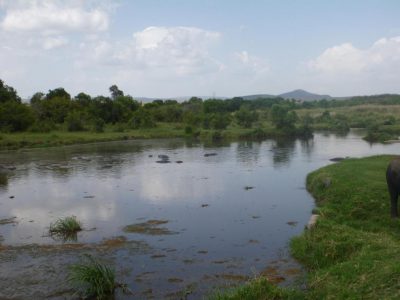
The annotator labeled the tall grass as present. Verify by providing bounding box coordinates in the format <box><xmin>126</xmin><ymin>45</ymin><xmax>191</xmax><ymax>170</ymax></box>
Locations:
<box><xmin>69</xmin><ymin>254</ymin><xmax>116</xmax><ymax>299</ymax></box>
<box><xmin>209</xmin><ymin>277</ymin><xmax>303</xmax><ymax>300</ymax></box>
<box><xmin>49</xmin><ymin>216</ymin><xmax>82</xmax><ymax>241</ymax></box>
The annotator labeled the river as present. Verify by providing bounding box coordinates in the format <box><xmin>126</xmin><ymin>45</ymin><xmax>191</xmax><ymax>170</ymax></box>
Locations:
<box><xmin>0</xmin><ymin>130</ymin><xmax>399</xmax><ymax>299</ymax></box>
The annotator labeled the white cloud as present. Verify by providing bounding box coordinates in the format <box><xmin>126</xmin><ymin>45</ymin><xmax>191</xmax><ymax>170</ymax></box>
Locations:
<box><xmin>1</xmin><ymin>1</ymin><xmax>109</xmax><ymax>34</ymax></box>
<box><xmin>43</xmin><ymin>36</ymin><xmax>69</xmax><ymax>50</ymax></box>
<box><xmin>132</xmin><ymin>26</ymin><xmax>221</xmax><ymax>75</ymax></box>
<box><xmin>309</xmin><ymin>36</ymin><xmax>400</xmax><ymax>74</ymax></box>
<box><xmin>234</xmin><ymin>50</ymin><xmax>269</xmax><ymax>74</ymax></box>
<box><xmin>304</xmin><ymin>36</ymin><xmax>400</xmax><ymax>95</ymax></box>
<box><xmin>76</xmin><ymin>26</ymin><xmax>223</xmax><ymax>77</ymax></box>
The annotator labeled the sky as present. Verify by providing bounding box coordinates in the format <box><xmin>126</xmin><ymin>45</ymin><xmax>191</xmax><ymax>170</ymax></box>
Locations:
<box><xmin>0</xmin><ymin>0</ymin><xmax>399</xmax><ymax>99</ymax></box>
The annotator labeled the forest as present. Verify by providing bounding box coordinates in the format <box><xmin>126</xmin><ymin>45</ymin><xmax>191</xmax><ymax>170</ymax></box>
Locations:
<box><xmin>1</xmin><ymin>78</ymin><xmax>400</xmax><ymax>149</ymax></box>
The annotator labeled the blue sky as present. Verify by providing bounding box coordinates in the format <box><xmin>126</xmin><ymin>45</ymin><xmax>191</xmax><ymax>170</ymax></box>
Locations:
<box><xmin>0</xmin><ymin>0</ymin><xmax>399</xmax><ymax>99</ymax></box>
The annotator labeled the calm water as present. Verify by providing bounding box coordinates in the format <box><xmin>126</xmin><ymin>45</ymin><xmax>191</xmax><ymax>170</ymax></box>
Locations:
<box><xmin>0</xmin><ymin>130</ymin><xmax>399</xmax><ymax>298</ymax></box>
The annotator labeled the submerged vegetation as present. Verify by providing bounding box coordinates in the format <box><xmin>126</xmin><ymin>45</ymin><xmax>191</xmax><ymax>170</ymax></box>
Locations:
<box><xmin>1</xmin><ymin>78</ymin><xmax>400</xmax><ymax>149</ymax></box>
<box><xmin>68</xmin><ymin>254</ymin><xmax>116</xmax><ymax>300</ymax></box>
<box><xmin>122</xmin><ymin>219</ymin><xmax>176</xmax><ymax>235</ymax></box>
<box><xmin>49</xmin><ymin>216</ymin><xmax>82</xmax><ymax>241</ymax></box>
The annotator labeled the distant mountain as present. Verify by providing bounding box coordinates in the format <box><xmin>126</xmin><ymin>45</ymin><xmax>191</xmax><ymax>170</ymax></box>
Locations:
<box><xmin>278</xmin><ymin>89</ymin><xmax>332</xmax><ymax>101</ymax></box>
<box><xmin>239</xmin><ymin>89</ymin><xmax>334</xmax><ymax>101</ymax></box>
<box><xmin>135</xmin><ymin>96</ymin><xmax>228</xmax><ymax>102</ymax></box>
<box><xmin>135</xmin><ymin>89</ymin><xmax>338</xmax><ymax>102</ymax></box>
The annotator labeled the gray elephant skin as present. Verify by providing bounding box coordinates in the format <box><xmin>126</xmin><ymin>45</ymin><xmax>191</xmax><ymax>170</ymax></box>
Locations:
<box><xmin>386</xmin><ymin>158</ymin><xmax>400</xmax><ymax>218</ymax></box>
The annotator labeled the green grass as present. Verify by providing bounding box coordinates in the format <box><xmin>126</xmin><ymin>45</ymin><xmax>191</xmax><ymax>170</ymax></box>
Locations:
<box><xmin>0</xmin><ymin>123</ymin><xmax>186</xmax><ymax>150</ymax></box>
<box><xmin>209</xmin><ymin>277</ymin><xmax>304</xmax><ymax>300</ymax></box>
<box><xmin>215</xmin><ymin>155</ymin><xmax>400</xmax><ymax>299</ymax></box>
<box><xmin>49</xmin><ymin>216</ymin><xmax>82</xmax><ymax>241</ymax></box>
<box><xmin>0</xmin><ymin>122</ymin><xmax>285</xmax><ymax>150</ymax></box>
<box><xmin>291</xmin><ymin>155</ymin><xmax>400</xmax><ymax>299</ymax></box>
<box><xmin>68</xmin><ymin>254</ymin><xmax>116</xmax><ymax>300</ymax></box>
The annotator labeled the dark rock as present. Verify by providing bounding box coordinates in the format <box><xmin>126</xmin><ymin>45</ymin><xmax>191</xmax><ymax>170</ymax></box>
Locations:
<box><xmin>100</xmin><ymin>164</ymin><xmax>113</xmax><ymax>169</ymax></box>
<box><xmin>204</xmin><ymin>153</ymin><xmax>218</xmax><ymax>157</ymax></box>
<box><xmin>175</xmin><ymin>160</ymin><xmax>183</xmax><ymax>163</ymax></box>
<box><xmin>156</xmin><ymin>160</ymin><xmax>171</xmax><ymax>164</ymax></box>
<box><xmin>244</xmin><ymin>186</ymin><xmax>254</xmax><ymax>190</ymax></box>
<box><xmin>158</xmin><ymin>154</ymin><xmax>169</xmax><ymax>160</ymax></box>
<box><xmin>330</xmin><ymin>157</ymin><xmax>345</xmax><ymax>162</ymax></box>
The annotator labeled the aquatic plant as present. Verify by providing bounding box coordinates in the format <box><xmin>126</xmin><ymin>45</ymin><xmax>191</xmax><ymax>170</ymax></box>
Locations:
<box><xmin>49</xmin><ymin>216</ymin><xmax>82</xmax><ymax>241</ymax></box>
<box><xmin>68</xmin><ymin>254</ymin><xmax>116</xmax><ymax>299</ymax></box>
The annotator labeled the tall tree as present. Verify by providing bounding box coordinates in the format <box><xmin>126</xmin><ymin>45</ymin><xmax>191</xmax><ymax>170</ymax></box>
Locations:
<box><xmin>0</xmin><ymin>79</ymin><xmax>21</xmax><ymax>103</ymax></box>
<box><xmin>109</xmin><ymin>85</ymin><xmax>124</xmax><ymax>99</ymax></box>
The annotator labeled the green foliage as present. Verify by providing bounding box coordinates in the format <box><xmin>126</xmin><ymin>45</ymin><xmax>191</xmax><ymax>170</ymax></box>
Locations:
<box><xmin>129</xmin><ymin>108</ymin><xmax>156</xmax><ymax>129</ymax></box>
<box><xmin>270</xmin><ymin>104</ymin><xmax>297</xmax><ymax>132</ymax></box>
<box><xmin>46</xmin><ymin>87</ymin><xmax>71</xmax><ymax>100</ymax></box>
<box><xmin>0</xmin><ymin>79</ymin><xmax>21</xmax><ymax>103</ymax></box>
<box><xmin>210</xmin><ymin>113</ymin><xmax>231</xmax><ymax>130</ymax></box>
<box><xmin>69</xmin><ymin>254</ymin><xmax>116</xmax><ymax>300</ymax></box>
<box><xmin>184</xmin><ymin>125</ymin><xmax>193</xmax><ymax>134</ymax></box>
<box><xmin>235</xmin><ymin>107</ymin><xmax>258</xmax><ymax>128</ymax></box>
<box><xmin>49</xmin><ymin>216</ymin><xmax>82</xmax><ymax>234</ymax></box>
<box><xmin>74</xmin><ymin>92</ymin><xmax>92</xmax><ymax>106</ymax></box>
<box><xmin>210</xmin><ymin>277</ymin><xmax>304</xmax><ymax>300</ymax></box>
<box><xmin>92</xmin><ymin>118</ymin><xmax>105</xmax><ymax>133</ymax></box>
<box><xmin>239</xmin><ymin>128</ymin><xmax>268</xmax><ymax>140</ymax></box>
<box><xmin>35</xmin><ymin>96</ymin><xmax>74</xmax><ymax>123</ymax></box>
<box><xmin>29</xmin><ymin>120</ymin><xmax>56</xmax><ymax>133</ymax></box>
<box><xmin>65</xmin><ymin>111</ymin><xmax>85</xmax><ymax>131</ymax></box>
<box><xmin>290</xmin><ymin>156</ymin><xmax>400</xmax><ymax>299</ymax></box>
<box><xmin>109</xmin><ymin>84</ymin><xmax>124</xmax><ymax>99</ymax></box>
<box><xmin>0</xmin><ymin>101</ymin><xmax>35</xmax><ymax>132</ymax></box>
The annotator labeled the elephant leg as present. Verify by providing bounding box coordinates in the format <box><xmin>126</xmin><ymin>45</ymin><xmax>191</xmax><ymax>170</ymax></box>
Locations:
<box><xmin>388</xmin><ymin>185</ymin><xmax>399</xmax><ymax>218</ymax></box>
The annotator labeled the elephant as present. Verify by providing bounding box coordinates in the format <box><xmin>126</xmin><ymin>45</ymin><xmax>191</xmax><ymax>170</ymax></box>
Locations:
<box><xmin>386</xmin><ymin>158</ymin><xmax>400</xmax><ymax>218</ymax></box>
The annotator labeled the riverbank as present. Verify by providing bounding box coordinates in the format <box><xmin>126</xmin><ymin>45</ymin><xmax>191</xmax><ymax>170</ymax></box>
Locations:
<box><xmin>0</xmin><ymin>123</ymin><xmax>312</xmax><ymax>151</ymax></box>
<box><xmin>215</xmin><ymin>155</ymin><xmax>400</xmax><ymax>299</ymax></box>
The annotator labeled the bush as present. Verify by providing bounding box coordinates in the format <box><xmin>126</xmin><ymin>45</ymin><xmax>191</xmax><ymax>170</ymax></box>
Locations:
<box><xmin>129</xmin><ymin>108</ymin><xmax>155</xmax><ymax>129</ymax></box>
<box><xmin>210</xmin><ymin>113</ymin><xmax>231</xmax><ymax>130</ymax></box>
<box><xmin>29</xmin><ymin>120</ymin><xmax>56</xmax><ymax>132</ymax></box>
<box><xmin>92</xmin><ymin>118</ymin><xmax>105</xmax><ymax>133</ymax></box>
<box><xmin>235</xmin><ymin>108</ymin><xmax>258</xmax><ymax>128</ymax></box>
<box><xmin>0</xmin><ymin>102</ymin><xmax>35</xmax><ymax>132</ymax></box>
<box><xmin>184</xmin><ymin>125</ymin><xmax>193</xmax><ymax>134</ymax></box>
<box><xmin>65</xmin><ymin>111</ymin><xmax>85</xmax><ymax>131</ymax></box>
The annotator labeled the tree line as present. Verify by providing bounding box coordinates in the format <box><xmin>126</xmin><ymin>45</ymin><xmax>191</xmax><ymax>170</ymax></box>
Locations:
<box><xmin>0</xmin><ymin>78</ymin><xmax>399</xmax><ymax>136</ymax></box>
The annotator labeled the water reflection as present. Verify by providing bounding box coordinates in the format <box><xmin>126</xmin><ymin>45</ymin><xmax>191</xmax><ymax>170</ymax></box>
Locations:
<box><xmin>299</xmin><ymin>137</ymin><xmax>315</xmax><ymax>159</ymax></box>
<box><xmin>270</xmin><ymin>138</ymin><xmax>297</xmax><ymax>167</ymax></box>
<box><xmin>0</xmin><ymin>131</ymin><xmax>399</xmax><ymax>298</ymax></box>
<box><xmin>236</xmin><ymin>141</ymin><xmax>261</xmax><ymax>166</ymax></box>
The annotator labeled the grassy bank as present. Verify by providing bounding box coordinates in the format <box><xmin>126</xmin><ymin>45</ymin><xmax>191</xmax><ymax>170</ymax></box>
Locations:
<box><xmin>0</xmin><ymin>123</ymin><xmax>186</xmax><ymax>150</ymax></box>
<box><xmin>0</xmin><ymin>122</ymin><xmax>310</xmax><ymax>151</ymax></box>
<box><xmin>215</xmin><ymin>155</ymin><xmax>400</xmax><ymax>299</ymax></box>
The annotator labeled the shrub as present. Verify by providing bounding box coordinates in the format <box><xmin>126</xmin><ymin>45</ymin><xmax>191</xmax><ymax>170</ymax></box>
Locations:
<box><xmin>92</xmin><ymin>118</ymin><xmax>105</xmax><ymax>133</ymax></box>
<box><xmin>29</xmin><ymin>120</ymin><xmax>56</xmax><ymax>132</ymax></box>
<box><xmin>65</xmin><ymin>111</ymin><xmax>85</xmax><ymax>131</ymax></box>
